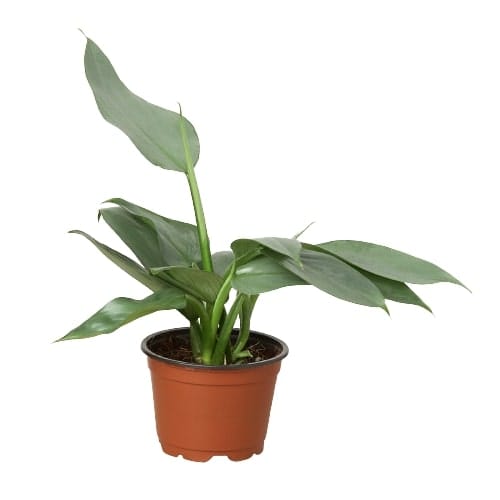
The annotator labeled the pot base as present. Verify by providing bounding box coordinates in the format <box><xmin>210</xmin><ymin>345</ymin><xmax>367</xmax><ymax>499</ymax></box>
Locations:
<box><xmin>161</xmin><ymin>443</ymin><xmax>264</xmax><ymax>462</ymax></box>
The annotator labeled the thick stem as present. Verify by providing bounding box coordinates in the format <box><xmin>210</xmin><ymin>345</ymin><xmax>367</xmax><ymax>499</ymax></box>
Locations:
<box><xmin>179</xmin><ymin>109</ymin><xmax>213</xmax><ymax>272</ymax></box>
<box><xmin>211</xmin><ymin>294</ymin><xmax>246</xmax><ymax>365</ymax></box>
<box><xmin>185</xmin><ymin>168</ymin><xmax>213</xmax><ymax>272</ymax></box>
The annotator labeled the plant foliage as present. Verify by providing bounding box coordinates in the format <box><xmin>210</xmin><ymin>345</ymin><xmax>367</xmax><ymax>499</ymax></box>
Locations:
<box><xmin>58</xmin><ymin>37</ymin><xmax>466</xmax><ymax>365</ymax></box>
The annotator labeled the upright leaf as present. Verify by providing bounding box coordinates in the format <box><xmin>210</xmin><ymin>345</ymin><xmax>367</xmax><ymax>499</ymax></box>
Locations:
<box><xmin>83</xmin><ymin>37</ymin><xmax>199</xmax><ymax>172</ymax></box>
<box><xmin>278</xmin><ymin>247</ymin><xmax>387</xmax><ymax>309</ymax></box>
<box><xmin>319</xmin><ymin>240</ymin><xmax>466</xmax><ymax>287</ymax></box>
<box><xmin>104</xmin><ymin>198</ymin><xmax>200</xmax><ymax>267</ymax></box>
<box><xmin>56</xmin><ymin>287</ymin><xmax>186</xmax><ymax>341</ymax></box>
<box><xmin>69</xmin><ymin>230</ymin><xmax>165</xmax><ymax>292</ymax></box>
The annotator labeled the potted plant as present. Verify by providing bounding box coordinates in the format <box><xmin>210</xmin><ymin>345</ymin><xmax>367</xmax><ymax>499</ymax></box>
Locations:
<box><xmin>57</xmin><ymin>36</ymin><xmax>467</xmax><ymax>462</ymax></box>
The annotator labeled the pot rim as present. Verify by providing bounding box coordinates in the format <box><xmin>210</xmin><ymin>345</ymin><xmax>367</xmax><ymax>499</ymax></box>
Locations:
<box><xmin>141</xmin><ymin>327</ymin><xmax>289</xmax><ymax>370</ymax></box>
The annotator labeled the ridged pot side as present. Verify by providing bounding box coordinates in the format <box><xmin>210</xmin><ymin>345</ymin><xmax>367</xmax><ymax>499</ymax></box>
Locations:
<box><xmin>141</xmin><ymin>328</ymin><xmax>289</xmax><ymax>462</ymax></box>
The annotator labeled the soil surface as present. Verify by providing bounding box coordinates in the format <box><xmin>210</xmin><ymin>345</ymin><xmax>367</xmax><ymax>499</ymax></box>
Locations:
<box><xmin>147</xmin><ymin>330</ymin><xmax>282</xmax><ymax>365</ymax></box>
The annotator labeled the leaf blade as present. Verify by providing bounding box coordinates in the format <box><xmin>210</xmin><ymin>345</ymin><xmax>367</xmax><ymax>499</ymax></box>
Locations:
<box><xmin>69</xmin><ymin>230</ymin><xmax>165</xmax><ymax>292</ymax></box>
<box><xmin>233</xmin><ymin>254</ymin><xmax>307</xmax><ymax>294</ymax></box>
<box><xmin>83</xmin><ymin>37</ymin><xmax>200</xmax><ymax>172</ymax></box>
<box><xmin>104</xmin><ymin>198</ymin><xmax>201</xmax><ymax>267</ymax></box>
<box><xmin>56</xmin><ymin>288</ymin><xmax>186</xmax><ymax>341</ymax></box>
<box><xmin>318</xmin><ymin>240</ymin><xmax>466</xmax><ymax>288</ymax></box>
<box><xmin>358</xmin><ymin>270</ymin><xmax>432</xmax><ymax>313</ymax></box>
<box><xmin>150</xmin><ymin>266</ymin><xmax>224</xmax><ymax>303</ymax></box>
<box><xmin>278</xmin><ymin>247</ymin><xmax>387</xmax><ymax>309</ymax></box>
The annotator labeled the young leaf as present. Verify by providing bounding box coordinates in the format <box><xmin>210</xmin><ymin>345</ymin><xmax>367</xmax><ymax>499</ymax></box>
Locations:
<box><xmin>56</xmin><ymin>287</ymin><xmax>186</xmax><ymax>341</ymax></box>
<box><xmin>150</xmin><ymin>266</ymin><xmax>224</xmax><ymax>303</ymax></box>
<box><xmin>69</xmin><ymin>230</ymin><xmax>165</xmax><ymax>292</ymax></box>
<box><xmin>318</xmin><ymin>240</ymin><xmax>467</xmax><ymax>288</ymax></box>
<box><xmin>83</xmin><ymin>37</ymin><xmax>200</xmax><ymax>172</ymax></box>
<box><xmin>278</xmin><ymin>247</ymin><xmax>387</xmax><ymax>309</ymax></box>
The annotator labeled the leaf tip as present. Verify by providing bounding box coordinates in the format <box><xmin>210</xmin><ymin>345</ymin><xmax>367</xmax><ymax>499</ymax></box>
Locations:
<box><xmin>78</xmin><ymin>28</ymin><xmax>88</xmax><ymax>39</ymax></box>
<box><xmin>382</xmin><ymin>303</ymin><xmax>391</xmax><ymax>317</ymax></box>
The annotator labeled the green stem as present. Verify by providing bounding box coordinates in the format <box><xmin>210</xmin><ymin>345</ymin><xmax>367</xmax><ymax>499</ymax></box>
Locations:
<box><xmin>179</xmin><ymin>108</ymin><xmax>213</xmax><ymax>272</ymax></box>
<box><xmin>211</xmin><ymin>294</ymin><xmax>246</xmax><ymax>365</ymax></box>
<box><xmin>209</xmin><ymin>263</ymin><xmax>235</xmax><ymax>336</ymax></box>
<box><xmin>233</xmin><ymin>294</ymin><xmax>258</xmax><ymax>356</ymax></box>
<box><xmin>189</xmin><ymin>321</ymin><xmax>202</xmax><ymax>362</ymax></box>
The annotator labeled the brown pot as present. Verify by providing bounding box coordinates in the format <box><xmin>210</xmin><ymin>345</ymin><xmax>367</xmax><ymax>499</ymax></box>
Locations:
<box><xmin>141</xmin><ymin>328</ymin><xmax>288</xmax><ymax>462</ymax></box>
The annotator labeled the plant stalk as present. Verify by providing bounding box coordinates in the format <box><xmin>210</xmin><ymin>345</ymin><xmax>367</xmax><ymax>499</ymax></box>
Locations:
<box><xmin>179</xmin><ymin>109</ymin><xmax>213</xmax><ymax>272</ymax></box>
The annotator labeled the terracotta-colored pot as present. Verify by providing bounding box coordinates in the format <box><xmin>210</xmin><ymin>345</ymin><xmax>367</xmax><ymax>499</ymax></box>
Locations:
<box><xmin>141</xmin><ymin>328</ymin><xmax>288</xmax><ymax>462</ymax></box>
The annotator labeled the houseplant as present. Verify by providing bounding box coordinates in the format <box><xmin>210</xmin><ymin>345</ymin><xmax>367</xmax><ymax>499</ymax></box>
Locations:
<box><xmin>57</xmin><ymin>36</ymin><xmax>466</xmax><ymax>461</ymax></box>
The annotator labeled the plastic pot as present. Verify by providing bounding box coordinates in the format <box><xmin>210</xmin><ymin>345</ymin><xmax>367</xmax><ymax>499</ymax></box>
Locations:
<box><xmin>141</xmin><ymin>328</ymin><xmax>288</xmax><ymax>462</ymax></box>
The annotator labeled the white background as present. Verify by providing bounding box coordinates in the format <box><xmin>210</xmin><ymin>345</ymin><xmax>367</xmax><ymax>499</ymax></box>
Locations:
<box><xmin>1</xmin><ymin>1</ymin><xmax>498</xmax><ymax>498</ymax></box>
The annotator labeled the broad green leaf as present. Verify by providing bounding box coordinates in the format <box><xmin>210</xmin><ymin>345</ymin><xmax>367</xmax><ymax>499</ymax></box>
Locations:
<box><xmin>99</xmin><ymin>207</ymin><xmax>164</xmax><ymax>268</ymax></box>
<box><xmin>56</xmin><ymin>287</ymin><xmax>186</xmax><ymax>341</ymax></box>
<box><xmin>83</xmin><ymin>37</ymin><xmax>200</xmax><ymax>172</ymax></box>
<box><xmin>231</xmin><ymin>237</ymin><xmax>302</xmax><ymax>265</ymax></box>
<box><xmin>104</xmin><ymin>198</ymin><xmax>200</xmax><ymax>267</ymax></box>
<box><xmin>150</xmin><ymin>266</ymin><xmax>224</xmax><ymax>303</ymax></box>
<box><xmin>212</xmin><ymin>251</ymin><xmax>234</xmax><ymax>277</ymax></box>
<box><xmin>319</xmin><ymin>240</ymin><xmax>466</xmax><ymax>288</ymax></box>
<box><xmin>278</xmin><ymin>247</ymin><xmax>387</xmax><ymax>309</ymax></box>
<box><xmin>358</xmin><ymin>270</ymin><xmax>432</xmax><ymax>313</ymax></box>
<box><xmin>233</xmin><ymin>254</ymin><xmax>306</xmax><ymax>294</ymax></box>
<box><xmin>69</xmin><ymin>230</ymin><xmax>165</xmax><ymax>292</ymax></box>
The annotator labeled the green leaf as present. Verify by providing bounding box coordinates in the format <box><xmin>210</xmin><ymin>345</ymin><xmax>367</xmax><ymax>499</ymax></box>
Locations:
<box><xmin>56</xmin><ymin>287</ymin><xmax>186</xmax><ymax>341</ymax></box>
<box><xmin>83</xmin><ymin>37</ymin><xmax>200</xmax><ymax>172</ymax></box>
<box><xmin>104</xmin><ymin>198</ymin><xmax>200</xmax><ymax>267</ymax></box>
<box><xmin>231</xmin><ymin>237</ymin><xmax>302</xmax><ymax>265</ymax></box>
<box><xmin>69</xmin><ymin>230</ymin><xmax>165</xmax><ymax>292</ymax></box>
<box><xmin>233</xmin><ymin>254</ymin><xmax>306</xmax><ymax>294</ymax></box>
<box><xmin>212</xmin><ymin>251</ymin><xmax>234</xmax><ymax>277</ymax></box>
<box><xmin>278</xmin><ymin>247</ymin><xmax>387</xmax><ymax>309</ymax></box>
<box><xmin>150</xmin><ymin>266</ymin><xmax>224</xmax><ymax>303</ymax></box>
<box><xmin>99</xmin><ymin>207</ymin><xmax>164</xmax><ymax>268</ymax></box>
<box><xmin>358</xmin><ymin>270</ymin><xmax>432</xmax><ymax>313</ymax></box>
<box><xmin>319</xmin><ymin>240</ymin><xmax>466</xmax><ymax>288</ymax></box>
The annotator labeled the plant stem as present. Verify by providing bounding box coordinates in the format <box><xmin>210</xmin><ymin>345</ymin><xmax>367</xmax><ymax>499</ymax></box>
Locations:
<box><xmin>233</xmin><ymin>294</ymin><xmax>258</xmax><ymax>357</ymax></box>
<box><xmin>179</xmin><ymin>109</ymin><xmax>213</xmax><ymax>272</ymax></box>
<box><xmin>211</xmin><ymin>294</ymin><xmax>246</xmax><ymax>365</ymax></box>
<box><xmin>189</xmin><ymin>321</ymin><xmax>202</xmax><ymax>362</ymax></box>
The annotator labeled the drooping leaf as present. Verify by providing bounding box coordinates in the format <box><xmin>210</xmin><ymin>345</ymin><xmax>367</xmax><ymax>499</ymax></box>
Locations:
<box><xmin>278</xmin><ymin>247</ymin><xmax>387</xmax><ymax>310</ymax></box>
<box><xmin>104</xmin><ymin>198</ymin><xmax>200</xmax><ymax>267</ymax></box>
<box><xmin>212</xmin><ymin>251</ymin><xmax>234</xmax><ymax>277</ymax></box>
<box><xmin>358</xmin><ymin>270</ymin><xmax>432</xmax><ymax>313</ymax></box>
<box><xmin>318</xmin><ymin>240</ymin><xmax>466</xmax><ymax>288</ymax></box>
<box><xmin>231</xmin><ymin>237</ymin><xmax>302</xmax><ymax>265</ymax></box>
<box><xmin>83</xmin><ymin>37</ymin><xmax>200</xmax><ymax>172</ymax></box>
<box><xmin>233</xmin><ymin>254</ymin><xmax>306</xmax><ymax>294</ymax></box>
<box><xmin>69</xmin><ymin>230</ymin><xmax>165</xmax><ymax>292</ymax></box>
<box><xmin>56</xmin><ymin>287</ymin><xmax>186</xmax><ymax>341</ymax></box>
<box><xmin>150</xmin><ymin>266</ymin><xmax>224</xmax><ymax>303</ymax></box>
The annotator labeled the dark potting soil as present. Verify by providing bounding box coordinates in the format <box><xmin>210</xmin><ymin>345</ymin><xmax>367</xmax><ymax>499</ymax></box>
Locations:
<box><xmin>148</xmin><ymin>330</ymin><xmax>282</xmax><ymax>365</ymax></box>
